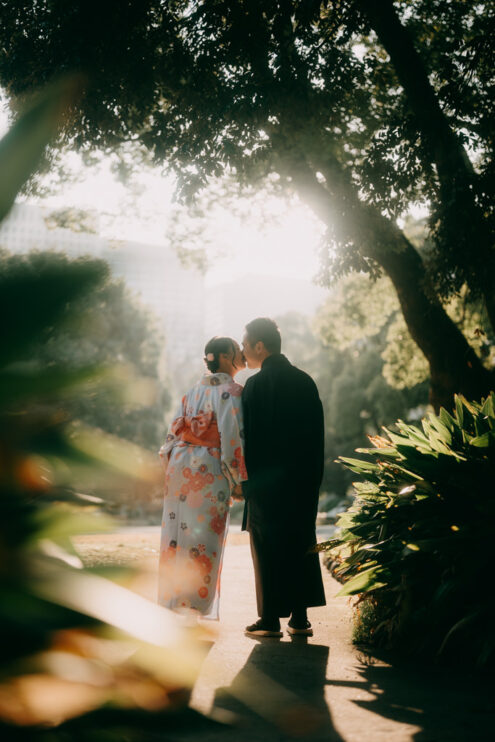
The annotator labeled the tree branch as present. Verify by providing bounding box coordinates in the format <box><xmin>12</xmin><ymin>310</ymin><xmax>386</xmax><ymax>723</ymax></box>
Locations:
<box><xmin>289</xmin><ymin>151</ymin><xmax>494</xmax><ymax>409</ymax></box>
<box><xmin>358</xmin><ymin>0</ymin><xmax>495</xmax><ymax>330</ymax></box>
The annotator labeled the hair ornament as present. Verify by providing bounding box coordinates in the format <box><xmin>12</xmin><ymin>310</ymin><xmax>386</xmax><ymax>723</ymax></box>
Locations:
<box><xmin>206</xmin><ymin>353</ymin><xmax>215</xmax><ymax>361</ymax></box>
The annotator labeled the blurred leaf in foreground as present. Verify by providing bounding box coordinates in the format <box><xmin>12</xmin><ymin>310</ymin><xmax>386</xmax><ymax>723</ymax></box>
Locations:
<box><xmin>0</xmin><ymin>75</ymin><xmax>83</xmax><ymax>222</ymax></box>
<box><xmin>0</xmin><ymin>80</ymin><xmax>211</xmax><ymax>738</ymax></box>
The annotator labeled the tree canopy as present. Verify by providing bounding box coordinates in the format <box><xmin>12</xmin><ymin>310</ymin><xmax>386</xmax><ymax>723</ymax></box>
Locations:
<box><xmin>0</xmin><ymin>0</ymin><xmax>493</xmax><ymax>408</ymax></box>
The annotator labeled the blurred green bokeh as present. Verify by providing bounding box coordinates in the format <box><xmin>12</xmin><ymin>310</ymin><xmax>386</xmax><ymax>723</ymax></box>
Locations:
<box><xmin>0</xmin><ymin>78</ymin><xmax>207</xmax><ymax>739</ymax></box>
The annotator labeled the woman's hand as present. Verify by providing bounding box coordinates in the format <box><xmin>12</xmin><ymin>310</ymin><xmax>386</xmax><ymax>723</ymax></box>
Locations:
<box><xmin>232</xmin><ymin>484</ymin><xmax>244</xmax><ymax>501</ymax></box>
<box><xmin>159</xmin><ymin>452</ymin><xmax>169</xmax><ymax>477</ymax></box>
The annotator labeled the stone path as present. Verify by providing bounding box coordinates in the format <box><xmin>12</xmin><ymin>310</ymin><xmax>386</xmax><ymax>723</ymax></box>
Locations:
<box><xmin>75</xmin><ymin>529</ymin><xmax>495</xmax><ymax>741</ymax></box>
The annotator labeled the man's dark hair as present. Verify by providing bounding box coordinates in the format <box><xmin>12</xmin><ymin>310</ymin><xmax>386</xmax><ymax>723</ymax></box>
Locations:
<box><xmin>245</xmin><ymin>317</ymin><xmax>282</xmax><ymax>354</ymax></box>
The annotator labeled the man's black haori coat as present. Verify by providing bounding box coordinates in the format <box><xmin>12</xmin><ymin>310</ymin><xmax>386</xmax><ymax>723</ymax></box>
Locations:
<box><xmin>241</xmin><ymin>353</ymin><xmax>326</xmax><ymax>618</ymax></box>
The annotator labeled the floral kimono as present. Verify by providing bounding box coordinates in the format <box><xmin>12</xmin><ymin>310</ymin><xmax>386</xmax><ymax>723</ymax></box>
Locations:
<box><xmin>158</xmin><ymin>372</ymin><xmax>247</xmax><ymax>619</ymax></box>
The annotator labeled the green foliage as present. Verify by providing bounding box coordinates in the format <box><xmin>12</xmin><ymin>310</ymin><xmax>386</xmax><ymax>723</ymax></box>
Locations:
<box><xmin>0</xmin><ymin>249</ymin><xmax>170</xmax><ymax>519</ymax></box>
<box><xmin>277</xmin><ymin>311</ymin><xmax>428</xmax><ymax>498</ymax></box>
<box><xmin>316</xmin><ymin>270</ymin><xmax>494</xmax><ymax>391</ymax></box>
<box><xmin>45</xmin><ymin>206</ymin><xmax>98</xmax><ymax>233</ymax></box>
<box><xmin>314</xmin><ymin>274</ymin><xmax>397</xmax><ymax>351</ymax></box>
<box><xmin>5</xmin><ymin>249</ymin><xmax>170</xmax><ymax>450</ymax></box>
<box><xmin>315</xmin><ymin>272</ymin><xmax>429</xmax><ymax>389</ymax></box>
<box><xmin>321</xmin><ymin>393</ymin><xmax>495</xmax><ymax>667</ymax></box>
<box><xmin>0</xmin><ymin>253</ymin><xmax>202</xmax><ymax>733</ymax></box>
<box><xmin>0</xmin><ymin>77</ymin><xmax>204</xmax><ymax>736</ymax></box>
<box><xmin>312</xmin><ymin>272</ymin><xmax>431</xmax><ymax>494</ymax></box>
<box><xmin>0</xmin><ymin>1</ymin><xmax>491</xmax><ymax>290</ymax></box>
<box><xmin>380</xmin><ymin>313</ymin><xmax>430</xmax><ymax>390</ymax></box>
<box><xmin>381</xmin><ymin>287</ymin><xmax>495</xmax><ymax>389</ymax></box>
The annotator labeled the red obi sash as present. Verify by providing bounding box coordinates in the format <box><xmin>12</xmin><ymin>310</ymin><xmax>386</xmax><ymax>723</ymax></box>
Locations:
<box><xmin>171</xmin><ymin>411</ymin><xmax>221</xmax><ymax>448</ymax></box>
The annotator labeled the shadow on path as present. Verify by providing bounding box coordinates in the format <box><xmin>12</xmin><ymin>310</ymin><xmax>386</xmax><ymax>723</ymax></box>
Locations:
<box><xmin>212</xmin><ymin>636</ymin><xmax>343</xmax><ymax>741</ymax></box>
<box><xmin>209</xmin><ymin>641</ymin><xmax>495</xmax><ymax>742</ymax></box>
<box><xmin>339</xmin><ymin>650</ymin><xmax>495</xmax><ymax>742</ymax></box>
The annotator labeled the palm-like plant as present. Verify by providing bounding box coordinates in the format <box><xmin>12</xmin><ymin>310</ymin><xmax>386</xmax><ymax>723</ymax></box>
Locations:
<box><xmin>320</xmin><ymin>393</ymin><xmax>495</xmax><ymax>666</ymax></box>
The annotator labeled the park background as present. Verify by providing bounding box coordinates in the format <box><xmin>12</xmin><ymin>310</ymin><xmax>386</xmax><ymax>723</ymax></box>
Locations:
<box><xmin>0</xmin><ymin>1</ymin><xmax>494</xmax><ymax>740</ymax></box>
<box><xmin>0</xmin><ymin>106</ymin><xmax>435</xmax><ymax>525</ymax></box>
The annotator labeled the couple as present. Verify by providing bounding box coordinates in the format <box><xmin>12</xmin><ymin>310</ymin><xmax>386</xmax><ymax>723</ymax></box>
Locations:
<box><xmin>158</xmin><ymin>317</ymin><xmax>326</xmax><ymax>636</ymax></box>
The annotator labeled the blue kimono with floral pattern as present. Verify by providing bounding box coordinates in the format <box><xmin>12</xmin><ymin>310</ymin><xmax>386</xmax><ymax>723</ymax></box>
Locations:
<box><xmin>158</xmin><ymin>372</ymin><xmax>247</xmax><ymax>619</ymax></box>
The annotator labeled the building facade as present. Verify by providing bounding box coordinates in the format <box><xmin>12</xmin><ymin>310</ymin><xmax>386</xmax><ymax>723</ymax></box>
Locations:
<box><xmin>0</xmin><ymin>203</ymin><xmax>206</xmax><ymax>385</ymax></box>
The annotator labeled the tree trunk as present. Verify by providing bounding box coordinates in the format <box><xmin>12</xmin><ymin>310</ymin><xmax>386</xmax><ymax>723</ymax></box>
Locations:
<box><xmin>290</xmin><ymin>156</ymin><xmax>494</xmax><ymax>411</ymax></box>
<box><xmin>359</xmin><ymin>0</ymin><xmax>495</xmax><ymax>332</ymax></box>
<box><xmin>376</xmin><ymin>231</ymin><xmax>494</xmax><ymax>411</ymax></box>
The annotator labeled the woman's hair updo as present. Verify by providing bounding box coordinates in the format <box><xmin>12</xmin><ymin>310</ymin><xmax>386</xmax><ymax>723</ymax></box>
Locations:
<box><xmin>204</xmin><ymin>336</ymin><xmax>237</xmax><ymax>373</ymax></box>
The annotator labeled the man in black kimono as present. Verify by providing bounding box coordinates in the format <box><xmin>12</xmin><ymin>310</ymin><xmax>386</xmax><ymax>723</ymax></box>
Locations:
<box><xmin>241</xmin><ymin>317</ymin><xmax>326</xmax><ymax>637</ymax></box>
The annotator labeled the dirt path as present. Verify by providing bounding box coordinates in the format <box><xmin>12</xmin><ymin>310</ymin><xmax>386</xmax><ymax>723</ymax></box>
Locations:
<box><xmin>74</xmin><ymin>529</ymin><xmax>495</xmax><ymax>741</ymax></box>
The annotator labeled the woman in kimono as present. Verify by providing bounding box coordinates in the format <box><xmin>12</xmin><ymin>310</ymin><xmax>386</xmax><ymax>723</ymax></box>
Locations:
<box><xmin>158</xmin><ymin>337</ymin><xmax>247</xmax><ymax>619</ymax></box>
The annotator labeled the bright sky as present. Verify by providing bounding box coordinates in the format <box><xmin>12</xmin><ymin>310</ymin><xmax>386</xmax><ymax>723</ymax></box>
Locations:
<box><xmin>0</xmin><ymin>95</ymin><xmax>426</xmax><ymax>292</ymax></box>
<box><xmin>0</xmin><ymin>96</ymin><xmax>325</xmax><ymax>287</ymax></box>
<box><xmin>40</xmin><ymin>154</ymin><xmax>325</xmax><ymax>286</ymax></box>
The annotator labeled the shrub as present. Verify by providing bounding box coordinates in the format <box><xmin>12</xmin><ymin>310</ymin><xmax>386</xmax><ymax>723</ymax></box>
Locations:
<box><xmin>320</xmin><ymin>393</ymin><xmax>495</xmax><ymax>667</ymax></box>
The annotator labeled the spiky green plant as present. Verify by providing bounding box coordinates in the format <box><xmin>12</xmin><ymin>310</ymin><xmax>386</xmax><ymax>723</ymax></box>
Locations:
<box><xmin>319</xmin><ymin>393</ymin><xmax>495</xmax><ymax>667</ymax></box>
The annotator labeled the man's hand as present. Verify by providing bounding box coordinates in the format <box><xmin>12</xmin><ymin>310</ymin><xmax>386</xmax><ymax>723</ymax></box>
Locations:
<box><xmin>232</xmin><ymin>484</ymin><xmax>244</xmax><ymax>501</ymax></box>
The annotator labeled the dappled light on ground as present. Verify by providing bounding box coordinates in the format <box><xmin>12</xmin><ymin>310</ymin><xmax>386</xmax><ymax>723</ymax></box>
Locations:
<box><xmin>73</xmin><ymin>529</ymin><xmax>495</xmax><ymax>742</ymax></box>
